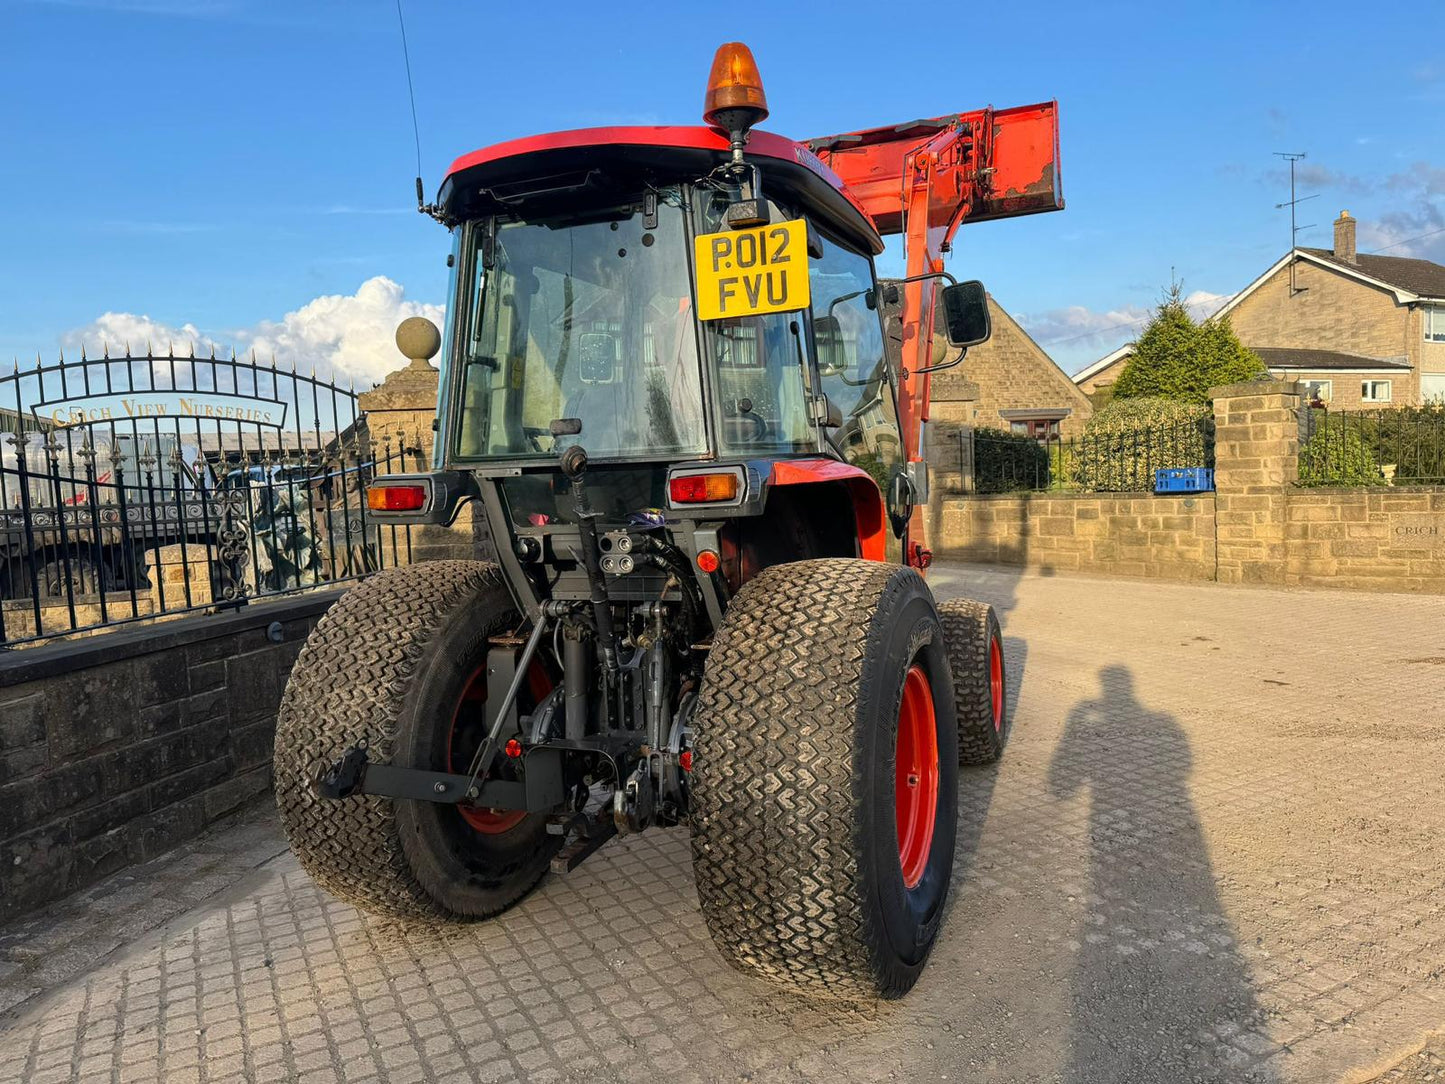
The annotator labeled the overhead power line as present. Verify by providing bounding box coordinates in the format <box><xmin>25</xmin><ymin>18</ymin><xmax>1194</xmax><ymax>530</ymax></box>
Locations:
<box><xmin>1365</xmin><ymin>225</ymin><xmax>1445</xmax><ymax>254</ymax></box>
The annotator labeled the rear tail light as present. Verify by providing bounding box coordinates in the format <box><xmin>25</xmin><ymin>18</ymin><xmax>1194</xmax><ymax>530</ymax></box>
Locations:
<box><xmin>669</xmin><ymin>471</ymin><xmax>741</xmax><ymax>504</ymax></box>
<box><xmin>367</xmin><ymin>484</ymin><xmax>428</xmax><ymax>512</ymax></box>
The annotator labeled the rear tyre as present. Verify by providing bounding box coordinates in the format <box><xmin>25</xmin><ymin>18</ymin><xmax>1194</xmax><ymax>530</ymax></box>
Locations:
<box><xmin>938</xmin><ymin>598</ymin><xmax>1010</xmax><ymax>765</ymax></box>
<box><xmin>274</xmin><ymin>560</ymin><xmax>561</xmax><ymax>920</ymax></box>
<box><xmin>689</xmin><ymin>559</ymin><xmax>959</xmax><ymax>999</ymax></box>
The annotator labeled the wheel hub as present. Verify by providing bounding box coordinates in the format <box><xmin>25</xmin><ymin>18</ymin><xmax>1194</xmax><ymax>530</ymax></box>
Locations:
<box><xmin>894</xmin><ymin>664</ymin><xmax>939</xmax><ymax>890</ymax></box>
<box><xmin>988</xmin><ymin>635</ymin><xmax>1004</xmax><ymax>732</ymax></box>
<box><xmin>447</xmin><ymin>664</ymin><xmax>542</xmax><ymax>835</ymax></box>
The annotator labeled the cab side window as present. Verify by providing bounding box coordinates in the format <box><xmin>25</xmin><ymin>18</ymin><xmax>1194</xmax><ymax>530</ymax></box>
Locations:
<box><xmin>809</xmin><ymin>235</ymin><xmax>903</xmax><ymax>486</ymax></box>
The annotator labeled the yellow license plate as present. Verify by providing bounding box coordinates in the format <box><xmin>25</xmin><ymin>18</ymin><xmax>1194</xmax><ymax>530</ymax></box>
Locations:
<box><xmin>693</xmin><ymin>220</ymin><xmax>810</xmax><ymax>321</ymax></box>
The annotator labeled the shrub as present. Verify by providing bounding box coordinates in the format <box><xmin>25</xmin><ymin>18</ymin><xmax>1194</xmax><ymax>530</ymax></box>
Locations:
<box><xmin>1297</xmin><ymin>411</ymin><xmax>1385</xmax><ymax>487</ymax></box>
<box><xmin>1369</xmin><ymin>403</ymin><xmax>1445</xmax><ymax>484</ymax></box>
<box><xmin>972</xmin><ymin>427</ymin><xmax>1050</xmax><ymax>493</ymax></box>
<box><xmin>1112</xmin><ymin>283</ymin><xmax>1266</xmax><ymax>405</ymax></box>
<box><xmin>1073</xmin><ymin>398</ymin><xmax>1211</xmax><ymax>492</ymax></box>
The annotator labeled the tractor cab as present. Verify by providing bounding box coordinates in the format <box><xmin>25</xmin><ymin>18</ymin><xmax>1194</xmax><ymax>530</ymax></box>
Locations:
<box><xmin>426</xmin><ymin>125</ymin><xmax>927</xmax><ymax>571</ymax></box>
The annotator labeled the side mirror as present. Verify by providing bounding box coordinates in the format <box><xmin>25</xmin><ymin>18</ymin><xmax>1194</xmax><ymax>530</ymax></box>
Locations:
<box><xmin>939</xmin><ymin>280</ymin><xmax>991</xmax><ymax>347</ymax></box>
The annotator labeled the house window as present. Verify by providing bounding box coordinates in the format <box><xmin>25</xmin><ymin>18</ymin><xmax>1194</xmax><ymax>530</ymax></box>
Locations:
<box><xmin>1422</xmin><ymin>373</ymin><xmax>1445</xmax><ymax>404</ymax></box>
<box><xmin>1301</xmin><ymin>379</ymin><xmax>1332</xmax><ymax>405</ymax></box>
<box><xmin>1008</xmin><ymin>418</ymin><xmax>1061</xmax><ymax>440</ymax></box>
<box><xmin>1361</xmin><ymin>379</ymin><xmax>1392</xmax><ymax>403</ymax></box>
<box><xmin>1426</xmin><ymin>306</ymin><xmax>1445</xmax><ymax>343</ymax></box>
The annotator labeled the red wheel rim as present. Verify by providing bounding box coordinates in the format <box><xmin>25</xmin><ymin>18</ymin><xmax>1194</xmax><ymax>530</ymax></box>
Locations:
<box><xmin>895</xmin><ymin>664</ymin><xmax>939</xmax><ymax>890</ymax></box>
<box><xmin>988</xmin><ymin>636</ymin><xmax>1004</xmax><ymax>733</ymax></box>
<box><xmin>447</xmin><ymin>664</ymin><xmax>550</xmax><ymax>835</ymax></box>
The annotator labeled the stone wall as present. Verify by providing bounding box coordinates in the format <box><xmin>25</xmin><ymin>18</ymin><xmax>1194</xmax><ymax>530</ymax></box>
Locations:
<box><xmin>1284</xmin><ymin>488</ymin><xmax>1445</xmax><ymax>592</ymax></box>
<box><xmin>932</xmin><ymin>492</ymin><xmax>1217</xmax><ymax>581</ymax></box>
<box><xmin>933</xmin><ymin>380</ymin><xmax>1445</xmax><ymax>593</ymax></box>
<box><xmin>0</xmin><ymin>591</ymin><xmax>338</xmax><ymax>922</ymax></box>
<box><xmin>1212</xmin><ymin>381</ymin><xmax>1297</xmax><ymax>585</ymax></box>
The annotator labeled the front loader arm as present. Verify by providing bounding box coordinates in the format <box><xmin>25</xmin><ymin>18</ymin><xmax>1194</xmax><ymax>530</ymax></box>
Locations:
<box><xmin>809</xmin><ymin>102</ymin><xmax>1062</xmax><ymax>466</ymax></box>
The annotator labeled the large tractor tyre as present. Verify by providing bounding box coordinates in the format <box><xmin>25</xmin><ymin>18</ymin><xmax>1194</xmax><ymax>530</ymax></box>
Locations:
<box><xmin>690</xmin><ymin>559</ymin><xmax>959</xmax><ymax>1000</ymax></box>
<box><xmin>938</xmin><ymin>598</ymin><xmax>1010</xmax><ymax>765</ymax></box>
<box><xmin>274</xmin><ymin>560</ymin><xmax>562</xmax><ymax>920</ymax></box>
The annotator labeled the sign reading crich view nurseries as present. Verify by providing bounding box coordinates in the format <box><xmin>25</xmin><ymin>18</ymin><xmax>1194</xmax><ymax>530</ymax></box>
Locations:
<box><xmin>34</xmin><ymin>391</ymin><xmax>288</xmax><ymax>430</ymax></box>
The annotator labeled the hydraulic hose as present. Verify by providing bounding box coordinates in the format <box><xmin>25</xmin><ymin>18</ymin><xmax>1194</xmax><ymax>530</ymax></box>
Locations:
<box><xmin>560</xmin><ymin>446</ymin><xmax>620</xmax><ymax>675</ymax></box>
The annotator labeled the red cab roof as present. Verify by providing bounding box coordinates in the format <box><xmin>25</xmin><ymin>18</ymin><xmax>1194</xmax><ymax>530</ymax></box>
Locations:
<box><xmin>439</xmin><ymin>125</ymin><xmax>882</xmax><ymax>254</ymax></box>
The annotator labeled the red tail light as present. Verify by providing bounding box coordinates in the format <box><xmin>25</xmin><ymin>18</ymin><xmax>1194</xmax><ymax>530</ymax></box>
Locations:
<box><xmin>367</xmin><ymin>484</ymin><xmax>427</xmax><ymax>512</ymax></box>
<box><xmin>669</xmin><ymin>472</ymin><xmax>740</xmax><ymax>504</ymax></box>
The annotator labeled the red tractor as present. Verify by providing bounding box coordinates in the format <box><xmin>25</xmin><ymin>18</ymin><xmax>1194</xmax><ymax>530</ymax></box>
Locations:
<box><xmin>275</xmin><ymin>43</ymin><xmax>1061</xmax><ymax>999</ymax></box>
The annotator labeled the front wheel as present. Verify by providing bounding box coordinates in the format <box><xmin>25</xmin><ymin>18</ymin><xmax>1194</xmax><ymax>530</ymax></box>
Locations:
<box><xmin>689</xmin><ymin>559</ymin><xmax>959</xmax><ymax>999</ymax></box>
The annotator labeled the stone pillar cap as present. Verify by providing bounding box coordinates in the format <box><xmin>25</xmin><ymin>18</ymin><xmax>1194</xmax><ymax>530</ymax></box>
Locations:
<box><xmin>395</xmin><ymin>317</ymin><xmax>441</xmax><ymax>371</ymax></box>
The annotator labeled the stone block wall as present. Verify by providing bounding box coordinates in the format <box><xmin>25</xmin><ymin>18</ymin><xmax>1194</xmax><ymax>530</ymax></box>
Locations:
<box><xmin>1212</xmin><ymin>380</ymin><xmax>1298</xmax><ymax>585</ymax></box>
<box><xmin>0</xmin><ymin>591</ymin><xmax>338</xmax><ymax>922</ymax></box>
<box><xmin>932</xmin><ymin>492</ymin><xmax>1217</xmax><ymax>581</ymax></box>
<box><xmin>1284</xmin><ymin>488</ymin><xmax>1445</xmax><ymax>591</ymax></box>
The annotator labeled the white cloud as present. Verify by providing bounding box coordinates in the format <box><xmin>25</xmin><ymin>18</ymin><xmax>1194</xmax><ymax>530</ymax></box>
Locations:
<box><xmin>245</xmin><ymin>278</ymin><xmax>444</xmax><ymax>386</ymax></box>
<box><xmin>60</xmin><ymin>312</ymin><xmax>224</xmax><ymax>359</ymax></box>
<box><xmin>1017</xmin><ymin>302</ymin><xmax>1152</xmax><ymax>350</ymax></box>
<box><xmin>61</xmin><ymin>277</ymin><xmax>445</xmax><ymax>386</ymax></box>
<box><xmin>1017</xmin><ymin>290</ymin><xmax>1231</xmax><ymax>352</ymax></box>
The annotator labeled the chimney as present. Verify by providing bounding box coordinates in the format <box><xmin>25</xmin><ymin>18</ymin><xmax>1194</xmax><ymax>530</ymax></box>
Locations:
<box><xmin>1334</xmin><ymin>209</ymin><xmax>1357</xmax><ymax>264</ymax></box>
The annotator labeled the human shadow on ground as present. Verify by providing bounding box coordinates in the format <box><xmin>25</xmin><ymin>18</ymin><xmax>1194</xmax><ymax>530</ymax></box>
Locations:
<box><xmin>1048</xmin><ymin>666</ymin><xmax>1276</xmax><ymax>1084</ymax></box>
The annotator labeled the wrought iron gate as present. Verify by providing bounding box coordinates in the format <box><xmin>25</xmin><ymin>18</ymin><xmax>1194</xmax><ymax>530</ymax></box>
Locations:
<box><xmin>1</xmin><ymin>346</ymin><xmax>414</xmax><ymax>647</ymax></box>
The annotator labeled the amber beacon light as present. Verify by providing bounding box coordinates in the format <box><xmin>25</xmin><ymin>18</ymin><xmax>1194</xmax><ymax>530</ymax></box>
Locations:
<box><xmin>703</xmin><ymin>42</ymin><xmax>769</xmax><ymax>131</ymax></box>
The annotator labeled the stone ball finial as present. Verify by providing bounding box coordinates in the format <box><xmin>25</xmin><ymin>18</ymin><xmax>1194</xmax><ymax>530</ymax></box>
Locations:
<box><xmin>395</xmin><ymin>317</ymin><xmax>441</xmax><ymax>371</ymax></box>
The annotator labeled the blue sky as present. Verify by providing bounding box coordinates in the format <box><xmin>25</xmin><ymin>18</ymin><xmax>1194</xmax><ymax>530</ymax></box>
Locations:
<box><xmin>2</xmin><ymin>0</ymin><xmax>1442</xmax><ymax>380</ymax></box>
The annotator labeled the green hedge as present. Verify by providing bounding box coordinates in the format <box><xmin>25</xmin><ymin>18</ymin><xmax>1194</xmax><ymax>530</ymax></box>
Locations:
<box><xmin>1293</xmin><ymin>408</ymin><xmax>1445</xmax><ymax>486</ymax></box>
<box><xmin>973</xmin><ymin>428</ymin><xmax>1050</xmax><ymax>493</ymax></box>
<box><xmin>1072</xmin><ymin>398</ymin><xmax>1212</xmax><ymax>492</ymax></box>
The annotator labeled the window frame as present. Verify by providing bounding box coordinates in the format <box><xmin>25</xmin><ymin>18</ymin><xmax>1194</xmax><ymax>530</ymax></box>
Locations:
<box><xmin>1421</xmin><ymin>372</ymin><xmax>1445</xmax><ymax>404</ymax></box>
<box><xmin>1301</xmin><ymin>379</ymin><xmax>1333</xmax><ymax>404</ymax></box>
<box><xmin>1360</xmin><ymin>379</ymin><xmax>1393</xmax><ymax>403</ymax></box>
<box><xmin>1425</xmin><ymin>305</ymin><xmax>1445</xmax><ymax>344</ymax></box>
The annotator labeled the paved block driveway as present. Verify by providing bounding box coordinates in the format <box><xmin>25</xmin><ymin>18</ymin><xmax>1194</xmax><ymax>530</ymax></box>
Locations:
<box><xmin>1</xmin><ymin>565</ymin><xmax>1442</xmax><ymax>1084</ymax></box>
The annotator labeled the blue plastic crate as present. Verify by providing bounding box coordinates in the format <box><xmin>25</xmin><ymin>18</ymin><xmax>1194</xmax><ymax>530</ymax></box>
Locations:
<box><xmin>1155</xmin><ymin>467</ymin><xmax>1214</xmax><ymax>493</ymax></box>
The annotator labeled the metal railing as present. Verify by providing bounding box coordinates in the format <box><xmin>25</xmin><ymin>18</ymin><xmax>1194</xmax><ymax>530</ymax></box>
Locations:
<box><xmin>1</xmin><ymin>348</ymin><xmax>415</xmax><ymax>647</ymax></box>
<box><xmin>1297</xmin><ymin>405</ymin><xmax>1445</xmax><ymax>486</ymax></box>
<box><xmin>966</xmin><ymin>418</ymin><xmax>1215</xmax><ymax>495</ymax></box>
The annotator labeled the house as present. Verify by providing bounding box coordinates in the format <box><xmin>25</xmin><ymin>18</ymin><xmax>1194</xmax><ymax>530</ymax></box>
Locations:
<box><xmin>1074</xmin><ymin>211</ymin><xmax>1445</xmax><ymax>407</ymax></box>
<box><xmin>930</xmin><ymin>294</ymin><xmax>1094</xmax><ymax>438</ymax></box>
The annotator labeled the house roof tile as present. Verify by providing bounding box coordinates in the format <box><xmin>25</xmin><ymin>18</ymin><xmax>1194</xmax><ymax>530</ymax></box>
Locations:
<box><xmin>1252</xmin><ymin>346</ymin><xmax>1412</xmax><ymax>372</ymax></box>
<box><xmin>1299</xmin><ymin>248</ymin><xmax>1445</xmax><ymax>299</ymax></box>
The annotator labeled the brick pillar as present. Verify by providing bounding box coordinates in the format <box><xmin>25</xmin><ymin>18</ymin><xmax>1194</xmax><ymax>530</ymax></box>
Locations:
<box><xmin>1211</xmin><ymin>379</ymin><xmax>1301</xmax><ymax>584</ymax></box>
<box><xmin>358</xmin><ymin>319</ymin><xmax>478</xmax><ymax>564</ymax></box>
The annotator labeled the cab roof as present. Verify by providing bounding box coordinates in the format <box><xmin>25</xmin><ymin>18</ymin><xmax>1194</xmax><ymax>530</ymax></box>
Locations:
<box><xmin>438</xmin><ymin>125</ymin><xmax>884</xmax><ymax>256</ymax></box>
